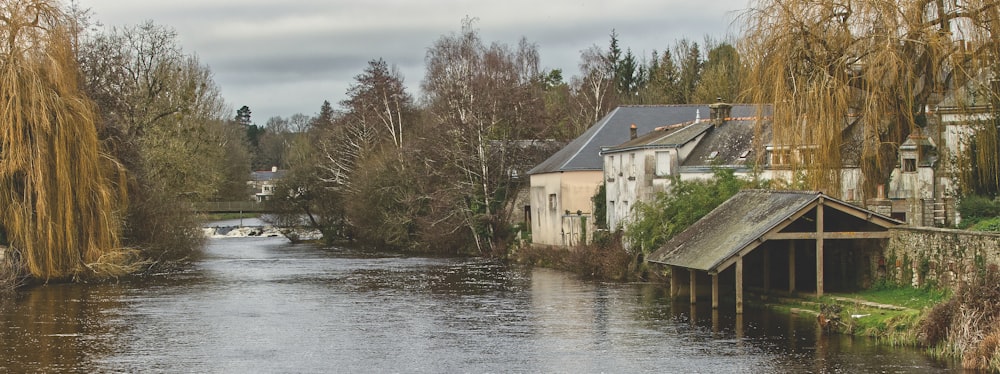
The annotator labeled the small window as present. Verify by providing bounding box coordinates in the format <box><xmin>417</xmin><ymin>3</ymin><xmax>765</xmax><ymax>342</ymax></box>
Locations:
<box><xmin>708</xmin><ymin>151</ymin><xmax>719</xmax><ymax>160</ymax></box>
<box><xmin>770</xmin><ymin>148</ymin><xmax>792</xmax><ymax>165</ymax></box>
<box><xmin>655</xmin><ymin>151</ymin><xmax>671</xmax><ymax>176</ymax></box>
<box><xmin>548</xmin><ymin>194</ymin><xmax>557</xmax><ymax>210</ymax></box>
<box><xmin>903</xmin><ymin>158</ymin><xmax>917</xmax><ymax>172</ymax></box>
<box><xmin>629</xmin><ymin>153</ymin><xmax>636</xmax><ymax>177</ymax></box>
<box><xmin>739</xmin><ymin>150</ymin><xmax>751</xmax><ymax>159</ymax></box>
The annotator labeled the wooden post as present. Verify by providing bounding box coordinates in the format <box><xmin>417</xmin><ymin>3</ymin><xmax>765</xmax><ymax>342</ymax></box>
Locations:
<box><xmin>762</xmin><ymin>247</ymin><xmax>771</xmax><ymax>292</ymax></box>
<box><xmin>670</xmin><ymin>266</ymin><xmax>679</xmax><ymax>299</ymax></box>
<box><xmin>711</xmin><ymin>272</ymin><xmax>719</xmax><ymax>309</ymax></box>
<box><xmin>788</xmin><ymin>240</ymin><xmax>796</xmax><ymax>293</ymax></box>
<box><xmin>816</xmin><ymin>199</ymin><xmax>825</xmax><ymax>297</ymax></box>
<box><xmin>690</xmin><ymin>269</ymin><xmax>698</xmax><ymax>304</ymax></box>
<box><xmin>736</xmin><ymin>255</ymin><xmax>744</xmax><ymax>314</ymax></box>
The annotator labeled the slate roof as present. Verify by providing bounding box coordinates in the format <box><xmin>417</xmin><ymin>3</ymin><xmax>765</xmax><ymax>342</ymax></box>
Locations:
<box><xmin>601</xmin><ymin>120</ymin><xmax>711</xmax><ymax>152</ymax></box>
<box><xmin>250</xmin><ymin>170</ymin><xmax>287</xmax><ymax>182</ymax></box>
<box><xmin>528</xmin><ymin>105</ymin><xmax>758</xmax><ymax>174</ymax></box>
<box><xmin>645</xmin><ymin>190</ymin><xmax>900</xmax><ymax>272</ymax></box>
<box><xmin>681</xmin><ymin>119</ymin><xmax>759</xmax><ymax>169</ymax></box>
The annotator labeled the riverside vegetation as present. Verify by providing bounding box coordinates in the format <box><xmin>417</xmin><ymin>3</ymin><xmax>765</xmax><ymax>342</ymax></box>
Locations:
<box><xmin>516</xmin><ymin>170</ymin><xmax>1000</xmax><ymax>371</ymax></box>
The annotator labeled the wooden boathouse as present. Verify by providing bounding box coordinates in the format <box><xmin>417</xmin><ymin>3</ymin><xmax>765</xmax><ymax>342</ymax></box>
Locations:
<box><xmin>646</xmin><ymin>190</ymin><xmax>902</xmax><ymax>313</ymax></box>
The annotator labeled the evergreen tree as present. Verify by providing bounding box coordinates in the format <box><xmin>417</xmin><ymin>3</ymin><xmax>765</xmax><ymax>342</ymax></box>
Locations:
<box><xmin>310</xmin><ymin>100</ymin><xmax>336</xmax><ymax>133</ymax></box>
<box><xmin>641</xmin><ymin>49</ymin><xmax>681</xmax><ymax>104</ymax></box>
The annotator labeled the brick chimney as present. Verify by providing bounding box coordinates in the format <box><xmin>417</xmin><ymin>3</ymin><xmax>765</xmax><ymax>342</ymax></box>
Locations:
<box><xmin>629</xmin><ymin>123</ymin><xmax>637</xmax><ymax>140</ymax></box>
<box><xmin>708</xmin><ymin>98</ymin><xmax>732</xmax><ymax>126</ymax></box>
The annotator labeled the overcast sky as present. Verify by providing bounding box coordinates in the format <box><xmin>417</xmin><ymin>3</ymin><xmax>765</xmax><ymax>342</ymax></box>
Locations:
<box><xmin>75</xmin><ymin>0</ymin><xmax>751</xmax><ymax>124</ymax></box>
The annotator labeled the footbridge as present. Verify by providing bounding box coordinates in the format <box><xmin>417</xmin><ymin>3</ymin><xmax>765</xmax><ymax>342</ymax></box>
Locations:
<box><xmin>193</xmin><ymin>201</ymin><xmax>271</xmax><ymax>213</ymax></box>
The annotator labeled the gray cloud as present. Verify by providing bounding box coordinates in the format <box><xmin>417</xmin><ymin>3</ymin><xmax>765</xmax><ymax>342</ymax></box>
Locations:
<box><xmin>79</xmin><ymin>0</ymin><xmax>748</xmax><ymax>122</ymax></box>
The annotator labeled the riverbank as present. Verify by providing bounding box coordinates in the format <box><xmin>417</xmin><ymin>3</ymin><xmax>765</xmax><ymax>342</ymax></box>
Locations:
<box><xmin>763</xmin><ymin>277</ymin><xmax>1000</xmax><ymax>371</ymax></box>
<box><xmin>513</xmin><ymin>240</ymin><xmax>999</xmax><ymax>371</ymax></box>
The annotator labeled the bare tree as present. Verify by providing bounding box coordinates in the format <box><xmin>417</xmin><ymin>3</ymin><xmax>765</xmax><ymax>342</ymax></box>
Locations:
<box><xmin>421</xmin><ymin>18</ymin><xmax>546</xmax><ymax>255</ymax></box>
<box><xmin>570</xmin><ymin>45</ymin><xmax>616</xmax><ymax>135</ymax></box>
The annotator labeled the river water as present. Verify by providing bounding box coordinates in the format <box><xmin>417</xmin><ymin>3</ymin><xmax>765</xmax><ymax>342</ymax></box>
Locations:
<box><xmin>0</xmin><ymin>235</ymin><xmax>958</xmax><ymax>373</ymax></box>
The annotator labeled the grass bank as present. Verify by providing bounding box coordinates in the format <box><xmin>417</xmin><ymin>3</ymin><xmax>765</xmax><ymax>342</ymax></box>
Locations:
<box><xmin>766</xmin><ymin>278</ymin><xmax>999</xmax><ymax>371</ymax></box>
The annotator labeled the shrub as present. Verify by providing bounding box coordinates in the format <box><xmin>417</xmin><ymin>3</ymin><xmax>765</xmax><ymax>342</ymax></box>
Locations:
<box><xmin>625</xmin><ymin>168</ymin><xmax>747</xmax><ymax>255</ymax></box>
<box><xmin>970</xmin><ymin>217</ymin><xmax>1000</xmax><ymax>232</ymax></box>
<box><xmin>568</xmin><ymin>233</ymin><xmax>632</xmax><ymax>281</ymax></box>
<box><xmin>958</xmin><ymin>195</ymin><xmax>1000</xmax><ymax>228</ymax></box>
<box><xmin>919</xmin><ymin>271</ymin><xmax>1000</xmax><ymax>371</ymax></box>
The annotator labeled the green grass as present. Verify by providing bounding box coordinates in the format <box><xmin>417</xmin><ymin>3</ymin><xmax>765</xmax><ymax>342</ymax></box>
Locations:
<box><xmin>843</xmin><ymin>286</ymin><xmax>949</xmax><ymax>309</ymax></box>
<box><xmin>766</xmin><ymin>286</ymin><xmax>949</xmax><ymax>346</ymax></box>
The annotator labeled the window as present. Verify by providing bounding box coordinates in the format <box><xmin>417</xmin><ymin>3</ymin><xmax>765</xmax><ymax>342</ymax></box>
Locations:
<box><xmin>655</xmin><ymin>151</ymin><xmax>671</xmax><ymax>176</ymax></box>
<box><xmin>903</xmin><ymin>158</ymin><xmax>917</xmax><ymax>172</ymax></box>
<box><xmin>629</xmin><ymin>153</ymin><xmax>636</xmax><ymax>177</ymax></box>
<box><xmin>770</xmin><ymin>148</ymin><xmax>792</xmax><ymax>165</ymax></box>
<box><xmin>548</xmin><ymin>194</ymin><xmax>557</xmax><ymax>210</ymax></box>
<box><xmin>799</xmin><ymin>149</ymin><xmax>815</xmax><ymax>165</ymax></box>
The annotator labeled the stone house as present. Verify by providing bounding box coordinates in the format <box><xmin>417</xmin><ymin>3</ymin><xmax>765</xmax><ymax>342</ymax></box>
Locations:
<box><xmin>601</xmin><ymin>101</ymin><xmax>958</xmax><ymax>231</ymax></box>
<box><xmin>526</xmin><ymin>105</ymin><xmax>756</xmax><ymax>247</ymax></box>
<box><xmin>600</xmin><ymin>103</ymin><xmax>759</xmax><ymax>230</ymax></box>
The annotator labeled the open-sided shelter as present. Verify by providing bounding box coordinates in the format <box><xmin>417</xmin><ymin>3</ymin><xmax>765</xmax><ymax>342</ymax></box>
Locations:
<box><xmin>646</xmin><ymin>190</ymin><xmax>902</xmax><ymax>313</ymax></box>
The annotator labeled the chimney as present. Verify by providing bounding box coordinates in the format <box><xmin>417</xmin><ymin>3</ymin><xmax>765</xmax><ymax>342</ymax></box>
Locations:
<box><xmin>629</xmin><ymin>123</ymin><xmax>637</xmax><ymax>140</ymax></box>
<box><xmin>272</xmin><ymin>166</ymin><xmax>278</xmax><ymax>173</ymax></box>
<box><xmin>708</xmin><ymin>98</ymin><xmax>732</xmax><ymax>126</ymax></box>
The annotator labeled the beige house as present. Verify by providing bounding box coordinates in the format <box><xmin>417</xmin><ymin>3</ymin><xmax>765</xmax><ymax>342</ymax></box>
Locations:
<box><xmin>527</xmin><ymin>105</ymin><xmax>753</xmax><ymax>247</ymax></box>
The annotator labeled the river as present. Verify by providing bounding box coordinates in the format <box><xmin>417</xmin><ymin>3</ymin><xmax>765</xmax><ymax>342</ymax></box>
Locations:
<box><xmin>0</xmin><ymin>234</ymin><xmax>958</xmax><ymax>373</ymax></box>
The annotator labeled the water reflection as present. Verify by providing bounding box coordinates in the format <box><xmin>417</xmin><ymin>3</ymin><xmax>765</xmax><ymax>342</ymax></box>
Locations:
<box><xmin>0</xmin><ymin>237</ymin><xmax>956</xmax><ymax>373</ymax></box>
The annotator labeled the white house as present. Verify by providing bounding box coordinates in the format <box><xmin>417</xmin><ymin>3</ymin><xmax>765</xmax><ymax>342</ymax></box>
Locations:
<box><xmin>248</xmin><ymin>166</ymin><xmax>286</xmax><ymax>202</ymax></box>
<box><xmin>600</xmin><ymin>102</ymin><xmax>761</xmax><ymax>230</ymax></box>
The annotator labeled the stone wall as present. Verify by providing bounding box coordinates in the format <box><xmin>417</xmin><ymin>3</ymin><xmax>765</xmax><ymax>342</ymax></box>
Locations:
<box><xmin>881</xmin><ymin>226</ymin><xmax>1000</xmax><ymax>290</ymax></box>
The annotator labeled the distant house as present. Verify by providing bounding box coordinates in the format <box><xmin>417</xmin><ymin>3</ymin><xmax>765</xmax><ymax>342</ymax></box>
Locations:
<box><xmin>248</xmin><ymin>166</ymin><xmax>286</xmax><ymax>202</ymax></box>
<box><xmin>526</xmin><ymin>104</ymin><xmax>756</xmax><ymax>247</ymax></box>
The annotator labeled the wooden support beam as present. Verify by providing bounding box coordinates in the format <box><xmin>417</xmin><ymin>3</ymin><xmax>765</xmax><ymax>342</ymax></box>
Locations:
<box><xmin>816</xmin><ymin>199</ymin><xmax>825</xmax><ymax>297</ymax></box>
<box><xmin>762</xmin><ymin>247</ymin><xmax>771</xmax><ymax>291</ymax></box>
<box><xmin>670</xmin><ymin>266</ymin><xmax>679</xmax><ymax>299</ymax></box>
<box><xmin>736</xmin><ymin>255</ymin><xmax>744</xmax><ymax>314</ymax></box>
<box><xmin>789</xmin><ymin>240</ymin><xmax>796</xmax><ymax>293</ymax></box>
<box><xmin>712</xmin><ymin>273</ymin><xmax>719</xmax><ymax>309</ymax></box>
<box><xmin>690</xmin><ymin>269</ymin><xmax>697</xmax><ymax>305</ymax></box>
<box><xmin>765</xmin><ymin>231</ymin><xmax>890</xmax><ymax>240</ymax></box>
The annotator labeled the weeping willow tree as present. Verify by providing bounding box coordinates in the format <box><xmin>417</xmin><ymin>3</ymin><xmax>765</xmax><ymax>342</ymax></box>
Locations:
<box><xmin>0</xmin><ymin>1</ymin><xmax>132</xmax><ymax>280</ymax></box>
<box><xmin>740</xmin><ymin>0</ymin><xmax>1000</xmax><ymax>198</ymax></box>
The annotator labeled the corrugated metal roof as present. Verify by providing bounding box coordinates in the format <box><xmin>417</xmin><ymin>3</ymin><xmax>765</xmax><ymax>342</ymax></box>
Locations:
<box><xmin>646</xmin><ymin>190</ymin><xmax>821</xmax><ymax>272</ymax></box>
<box><xmin>527</xmin><ymin>105</ymin><xmax>758</xmax><ymax>174</ymax></box>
